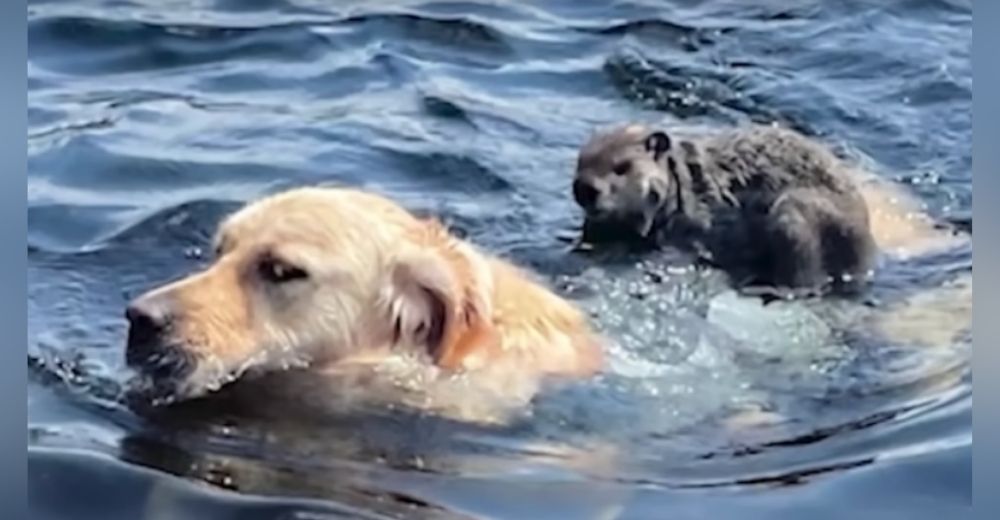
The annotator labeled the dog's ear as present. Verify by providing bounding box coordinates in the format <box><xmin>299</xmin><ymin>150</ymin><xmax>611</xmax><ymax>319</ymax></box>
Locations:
<box><xmin>385</xmin><ymin>224</ymin><xmax>496</xmax><ymax>370</ymax></box>
<box><xmin>644</xmin><ymin>131</ymin><xmax>671</xmax><ymax>161</ymax></box>
<box><xmin>388</xmin><ymin>249</ymin><xmax>454</xmax><ymax>358</ymax></box>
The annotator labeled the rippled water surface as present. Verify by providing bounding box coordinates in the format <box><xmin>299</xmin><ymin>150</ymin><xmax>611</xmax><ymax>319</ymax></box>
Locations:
<box><xmin>28</xmin><ymin>1</ymin><xmax>971</xmax><ymax>519</ymax></box>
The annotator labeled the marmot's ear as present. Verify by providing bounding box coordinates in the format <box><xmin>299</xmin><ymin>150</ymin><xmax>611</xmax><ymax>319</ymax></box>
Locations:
<box><xmin>645</xmin><ymin>131</ymin><xmax>671</xmax><ymax>161</ymax></box>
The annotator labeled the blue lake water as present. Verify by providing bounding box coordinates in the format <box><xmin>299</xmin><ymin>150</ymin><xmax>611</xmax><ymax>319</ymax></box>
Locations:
<box><xmin>28</xmin><ymin>1</ymin><xmax>971</xmax><ymax>519</ymax></box>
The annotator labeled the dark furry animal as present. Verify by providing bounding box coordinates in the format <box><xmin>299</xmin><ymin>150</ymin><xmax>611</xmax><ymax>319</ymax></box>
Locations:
<box><xmin>572</xmin><ymin>123</ymin><xmax>878</xmax><ymax>296</ymax></box>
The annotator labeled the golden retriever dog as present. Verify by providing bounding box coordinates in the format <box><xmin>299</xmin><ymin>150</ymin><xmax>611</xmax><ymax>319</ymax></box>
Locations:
<box><xmin>123</xmin><ymin>187</ymin><xmax>604</xmax><ymax>420</ymax></box>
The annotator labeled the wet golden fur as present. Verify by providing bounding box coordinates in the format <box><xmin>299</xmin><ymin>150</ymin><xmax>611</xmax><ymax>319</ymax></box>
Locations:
<box><xmin>127</xmin><ymin>187</ymin><xmax>603</xmax><ymax>410</ymax></box>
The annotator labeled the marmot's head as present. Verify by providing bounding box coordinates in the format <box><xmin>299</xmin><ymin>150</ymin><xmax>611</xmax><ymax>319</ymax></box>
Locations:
<box><xmin>572</xmin><ymin>124</ymin><xmax>672</xmax><ymax>239</ymax></box>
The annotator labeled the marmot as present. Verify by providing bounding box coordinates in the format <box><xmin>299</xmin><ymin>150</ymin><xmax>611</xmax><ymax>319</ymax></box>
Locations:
<box><xmin>571</xmin><ymin>123</ymin><xmax>884</xmax><ymax>296</ymax></box>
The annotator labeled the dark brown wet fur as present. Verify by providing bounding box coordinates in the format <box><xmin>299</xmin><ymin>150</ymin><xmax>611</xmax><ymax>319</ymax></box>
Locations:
<box><xmin>574</xmin><ymin>124</ymin><xmax>877</xmax><ymax>298</ymax></box>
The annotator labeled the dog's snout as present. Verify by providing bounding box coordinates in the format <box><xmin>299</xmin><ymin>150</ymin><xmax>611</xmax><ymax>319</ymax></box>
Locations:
<box><xmin>126</xmin><ymin>293</ymin><xmax>193</xmax><ymax>381</ymax></box>
<box><xmin>126</xmin><ymin>295</ymin><xmax>173</xmax><ymax>340</ymax></box>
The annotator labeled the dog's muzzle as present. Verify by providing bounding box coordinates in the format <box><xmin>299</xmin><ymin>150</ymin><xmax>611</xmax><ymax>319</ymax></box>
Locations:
<box><xmin>125</xmin><ymin>293</ymin><xmax>195</xmax><ymax>396</ymax></box>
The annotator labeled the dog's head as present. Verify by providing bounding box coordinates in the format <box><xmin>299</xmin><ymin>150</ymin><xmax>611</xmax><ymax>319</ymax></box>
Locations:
<box><xmin>573</xmin><ymin>124</ymin><xmax>673</xmax><ymax>240</ymax></box>
<box><xmin>124</xmin><ymin>187</ymin><xmax>496</xmax><ymax>405</ymax></box>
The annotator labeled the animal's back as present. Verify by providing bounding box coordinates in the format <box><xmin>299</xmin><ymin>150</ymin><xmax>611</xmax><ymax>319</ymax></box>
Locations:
<box><xmin>698</xmin><ymin>125</ymin><xmax>859</xmax><ymax>197</ymax></box>
<box><xmin>674</xmin><ymin>125</ymin><xmax>877</xmax><ymax>293</ymax></box>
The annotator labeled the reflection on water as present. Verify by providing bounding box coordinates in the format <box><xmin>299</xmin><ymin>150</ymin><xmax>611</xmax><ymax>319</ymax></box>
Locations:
<box><xmin>28</xmin><ymin>0</ymin><xmax>971</xmax><ymax>518</ymax></box>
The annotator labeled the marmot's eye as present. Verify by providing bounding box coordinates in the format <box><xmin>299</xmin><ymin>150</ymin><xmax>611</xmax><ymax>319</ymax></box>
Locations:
<box><xmin>259</xmin><ymin>257</ymin><xmax>308</xmax><ymax>284</ymax></box>
<box><xmin>612</xmin><ymin>161</ymin><xmax>631</xmax><ymax>176</ymax></box>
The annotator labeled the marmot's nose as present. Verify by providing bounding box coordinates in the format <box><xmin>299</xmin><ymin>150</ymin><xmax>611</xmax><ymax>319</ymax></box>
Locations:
<box><xmin>573</xmin><ymin>179</ymin><xmax>600</xmax><ymax>210</ymax></box>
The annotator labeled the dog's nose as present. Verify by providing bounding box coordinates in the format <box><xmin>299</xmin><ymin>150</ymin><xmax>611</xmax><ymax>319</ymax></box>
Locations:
<box><xmin>125</xmin><ymin>294</ymin><xmax>192</xmax><ymax>380</ymax></box>
<box><xmin>126</xmin><ymin>294</ymin><xmax>172</xmax><ymax>341</ymax></box>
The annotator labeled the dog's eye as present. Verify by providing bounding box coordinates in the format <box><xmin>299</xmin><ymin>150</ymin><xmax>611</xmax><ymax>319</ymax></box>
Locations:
<box><xmin>612</xmin><ymin>161</ymin><xmax>631</xmax><ymax>176</ymax></box>
<box><xmin>259</xmin><ymin>258</ymin><xmax>308</xmax><ymax>284</ymax></box>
